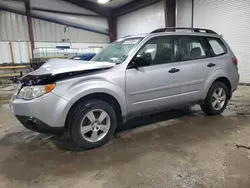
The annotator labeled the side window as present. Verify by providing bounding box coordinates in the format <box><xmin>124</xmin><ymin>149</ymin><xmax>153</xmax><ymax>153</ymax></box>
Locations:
<box><xmin>178</xmin><ymin>36</ymin><xmax>208</xmax><ymax>61</ymax></box>
<box><xmin>207</xmin><ymin>37</ymin><xmax>227</xmax><ymax>56</ymax></box>
<box><xmin>134</xmin><ymin>36</ymin><xmax>175</xmax><ymax>66</ymax></box>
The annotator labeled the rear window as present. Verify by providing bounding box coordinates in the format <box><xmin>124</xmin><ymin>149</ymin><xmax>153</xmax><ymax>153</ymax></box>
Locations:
<box><xmin>207</xmin><ymin>37</ymin><xmax>227</xmax><ymax>56</ymax></box>
<box><xmin>178</xmin><ymin>36</ymin><xmax>208</xmax><ymax>61</ymax></box>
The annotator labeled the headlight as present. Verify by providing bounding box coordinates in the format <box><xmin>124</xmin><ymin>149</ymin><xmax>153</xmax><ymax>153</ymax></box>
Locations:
<box><xmin>18</xmin><ymin>84</ymin><xmax>56</xmax><ymax>100</ymax></box>
<box><xmin>14</xmin><ymin>83</ymin><xmax>22</xmax><ymax>96</ymax></box>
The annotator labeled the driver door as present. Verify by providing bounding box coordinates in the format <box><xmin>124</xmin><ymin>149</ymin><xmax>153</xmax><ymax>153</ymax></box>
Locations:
<box><xmin>125</xmin><ymin>36</ymin><xmax>181</xmax><ymax>115</ymax></box>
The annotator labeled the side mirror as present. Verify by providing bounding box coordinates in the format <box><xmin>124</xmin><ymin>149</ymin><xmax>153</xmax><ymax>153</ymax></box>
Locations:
<box><xmin>129</xmin><ymin>61</ymin><xmax>139</xmax><ymax>69</ymax></box>
<box><xmin>130</xmin><ymin>55</ymin><xmax>151</xmax><ymax>69</ymax></box>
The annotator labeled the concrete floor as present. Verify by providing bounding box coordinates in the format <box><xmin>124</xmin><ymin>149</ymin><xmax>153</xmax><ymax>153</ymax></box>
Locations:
<box><xmin>1</xmin><ymin>87</ymin><xmax>250</xmax><ymax>188</ymax></box>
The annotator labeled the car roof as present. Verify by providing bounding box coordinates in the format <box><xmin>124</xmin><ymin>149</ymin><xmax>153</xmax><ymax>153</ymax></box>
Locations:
<box><xmin>123</xmin><ymin>28</ymin><xmax>220</xmax><ymax>40</ymax></box>
<box><xmin>121</xmin><ymin>34</ymin><xmax>148</xmax><ymax>39</ymax></box>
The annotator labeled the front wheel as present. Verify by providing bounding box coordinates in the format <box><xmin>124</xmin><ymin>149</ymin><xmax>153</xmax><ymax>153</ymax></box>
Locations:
<box><xmin>69</xmin><ymin>100</ymin><xmax>117</xmax><ymax>150</ymax></box>
<box><xmin>201</xmin><ymin>81</ymin><xmax>230</xmax><ymax>115</ymax></box>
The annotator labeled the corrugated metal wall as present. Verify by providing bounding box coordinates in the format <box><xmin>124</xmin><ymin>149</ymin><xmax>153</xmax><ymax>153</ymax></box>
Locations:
<box><xmin>0</xmin><ymin>11</ymin><xmax>109</xmax><ymax>43</ymax></box>
<box><xmin>0</xmin><ymin>0</ymin><xmax>108</xmax><ymax>34</ymax></box>
<box><xmin>0</xmin><ymin>11</ymin><xmax>109</xmax><ymax>64</ymax></box>
<box><xmin>31</xmin><ymin>17</ymin><xmax>109</xmax><ymax>43</ymax></box>
<box><xmin>0</xmin><ymin>11</ymin><xmax>29</xmax><ymax>41</ymax></box>
<box><xmin>0</xmin><ymin>41</ymin><xmax>31</xmax><ymax>64</ymax></box>
<box><xmin>117</xmin><ymin>1</ymin><xmax>165</xmax><ymax>38</ymax></box>
<box><xmin>31</xmin><ymin>11</ymin><xmax>108</xmax><ymax>35</ymax></box>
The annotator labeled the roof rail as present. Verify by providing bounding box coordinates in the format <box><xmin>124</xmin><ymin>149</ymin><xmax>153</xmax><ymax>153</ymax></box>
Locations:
<box><xmin>122</xmin><ymin>35</ymin><xmax>132</xmax><ymax>38</ymax></box>
<box><xmin>151</xmin><ymin>27</ymin><xmax>217</xmax><ymax>34</ymax></box>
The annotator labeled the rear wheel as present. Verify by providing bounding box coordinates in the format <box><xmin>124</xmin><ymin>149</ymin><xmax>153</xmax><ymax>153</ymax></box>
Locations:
<box><xmin>201</xmin><ymin>81</ymin><xmax>229</xmax><ymax>115</ymax></box>
<box><xmin>69</xmin><ymin>99</ymin><xmax>117</xmax><ymax>150</ymax></box>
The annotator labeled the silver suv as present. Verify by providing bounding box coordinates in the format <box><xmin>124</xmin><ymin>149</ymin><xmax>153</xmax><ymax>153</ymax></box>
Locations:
<box><xmin>10</xmin><ymin>28</ymin><xmax>239</xmax><ymax>149</ymax></box>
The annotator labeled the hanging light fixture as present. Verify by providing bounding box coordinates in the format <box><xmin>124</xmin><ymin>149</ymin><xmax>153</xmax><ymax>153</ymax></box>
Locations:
<box><xmin>97</xmin><ymin>0</ymin><xmax>111</xmax><ymax>4</ymax></box>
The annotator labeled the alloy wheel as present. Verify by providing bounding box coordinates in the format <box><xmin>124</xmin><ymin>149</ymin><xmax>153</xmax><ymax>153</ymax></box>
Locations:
<box><xmin>80</xmin><ymin>109</ymin><xmax>111</xmax><ymax>142</ymax></box>
<box><xmin>211</xmin><ymin>88</ymin><xmax>226</xmax><ymax>110</ymax></box>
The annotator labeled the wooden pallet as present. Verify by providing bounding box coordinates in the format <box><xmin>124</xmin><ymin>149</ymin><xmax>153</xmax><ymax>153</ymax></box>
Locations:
<box><xmin>0</xmin><ymin>66</ymin><xmax>26</xmax><ymax>70</ymax></box>
<box><xmin>0</xmin><ymin>73</ymin><xmax>21</xmax><ymax>78</ymax></box>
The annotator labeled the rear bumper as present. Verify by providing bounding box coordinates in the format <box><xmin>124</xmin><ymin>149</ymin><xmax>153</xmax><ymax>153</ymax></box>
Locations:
<box><xmin>232</xmin><ymin>73</ymin><xmax>240</xmax><ymax>90</ymax></box>
<box><xmin>16</xmin><ymin>115</ymin><xmax>64</xmax><ymax>134</ymax></box>
<box><xmin>230</xmin><ymin>73</ymin><xmax>239</xmax><ymax>99</ymax></box>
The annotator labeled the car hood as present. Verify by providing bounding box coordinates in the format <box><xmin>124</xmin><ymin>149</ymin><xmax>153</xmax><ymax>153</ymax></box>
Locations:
<box><xmin>30</xmin><ymin>58</ymin><xmax>115</xmax><ymax>75</ymax></box>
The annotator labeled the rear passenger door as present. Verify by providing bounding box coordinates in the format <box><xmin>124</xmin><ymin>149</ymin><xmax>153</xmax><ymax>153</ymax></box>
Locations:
<box><xmin>177</xmin><ymin>36</ymin><xmax>215</xmax><ymax>102</ymax></box>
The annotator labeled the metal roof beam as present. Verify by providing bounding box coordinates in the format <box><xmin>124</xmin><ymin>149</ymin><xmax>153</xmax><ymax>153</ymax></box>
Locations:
<box><xmin>31</xmin><ymin>7</ymin><xmax>104</xmax><ymax>18</ymax></box>
<box><xmin>116</xmin><ymin>0</ymin><xmax>162</xmax><ymax>16</ymax></box>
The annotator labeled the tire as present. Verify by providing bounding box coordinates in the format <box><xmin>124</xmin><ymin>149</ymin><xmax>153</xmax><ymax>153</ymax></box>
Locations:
<box><xmin>69</xmin><ymin>99</ymin><xmax>117</xmax><ymax>150</ymax></box>
<box><xmin>201</xmin><ymin>81</ymin><xmax>230</xmax><ymax>115</ymax></box>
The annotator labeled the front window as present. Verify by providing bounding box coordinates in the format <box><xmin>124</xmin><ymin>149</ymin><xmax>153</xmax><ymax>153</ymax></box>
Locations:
<box><xmin>92</xmin><ymin>37</ymin><xmax>143</xmax><ymax>64</ymax></box>
<box><xmin>135</xmin><ymin>36</ymin><xmax>176</xmax><ymax>66</ymax></box>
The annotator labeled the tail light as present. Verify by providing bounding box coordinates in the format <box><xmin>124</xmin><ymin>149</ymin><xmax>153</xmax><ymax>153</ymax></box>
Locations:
<box><xmin>232</xmin><ymin>57</ymin><xmax>238</xmax><ymax>65</ymax></box>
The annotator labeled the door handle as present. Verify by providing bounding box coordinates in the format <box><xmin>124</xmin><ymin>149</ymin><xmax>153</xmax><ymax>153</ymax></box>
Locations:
<box><xmin>169</xmin><ymin>68</ymin><xmax>180</xmax><ymax>73</ymax></box>
<box><xmin>207</xmin><ymin>63</ymin><xmax>216</xmax><ymax>68</ymax></box>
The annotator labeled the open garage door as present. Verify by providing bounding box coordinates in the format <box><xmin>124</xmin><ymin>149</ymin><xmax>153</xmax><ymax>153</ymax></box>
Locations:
<box><xmin>193</xmin><ymin>0</ymin><xmax>250</xmax><ymax>83</ymax></box>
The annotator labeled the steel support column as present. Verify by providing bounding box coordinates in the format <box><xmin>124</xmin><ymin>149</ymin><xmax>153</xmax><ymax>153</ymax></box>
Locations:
<box><xmin>191</xmin><ymin>0</ymin><xmax>194</xmax><ymax>28</ymax></box>
<box><xmin>164</xmin><ymin>0</ymin><xmax>176</xmax><ymax>27</ymax></box>
<box><xmin>25</xmin><ymin>0</ymin><xmax>35</xmax><ymax>59</ymax></box>
<box><xmin>108</xmin><ymin>16</ymin><xmax>117</xmax><ymax>42</ymax></box>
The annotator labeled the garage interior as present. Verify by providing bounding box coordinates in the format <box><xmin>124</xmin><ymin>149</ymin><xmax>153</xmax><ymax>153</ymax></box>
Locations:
<box><xmin>1</xmin><ymin>0</ymin><xmax>250</xmax><ymax>187</ymax></box>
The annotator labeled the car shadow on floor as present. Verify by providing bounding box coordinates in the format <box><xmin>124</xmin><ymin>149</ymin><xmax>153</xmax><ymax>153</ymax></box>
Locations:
<box><xmin>117</xmin><ymin>107</ymin><xmax>196</xmax><ymax>132</ymax></box>
<box><xmin>49</xmin><ymin>107</ymin><xmax>199</xmax><ymax>151</ymax></box>
<box><xmin>0</xmin><ymin>107</ymin><xmax>197</xmax><ymax>152</ymax></box>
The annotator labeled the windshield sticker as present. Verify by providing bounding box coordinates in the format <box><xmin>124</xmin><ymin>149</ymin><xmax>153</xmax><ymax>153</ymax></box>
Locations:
<box><xmin>123</xmin><ymin>40</ymin><xmax>140</xmax><ymax>45</ymax></box>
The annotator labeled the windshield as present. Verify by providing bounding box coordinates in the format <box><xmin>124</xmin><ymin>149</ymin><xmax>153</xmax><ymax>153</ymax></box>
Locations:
<box><xmin>92</xmin><ymin>37</ymin><xmax>143</xmax><ymax>64</ymax></box>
